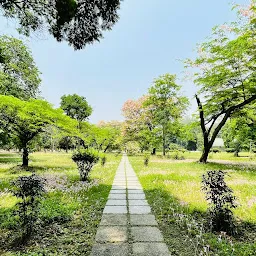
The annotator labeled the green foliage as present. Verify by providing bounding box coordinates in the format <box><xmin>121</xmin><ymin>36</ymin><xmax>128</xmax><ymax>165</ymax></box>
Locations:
<box><xmin>222</xmin><ymin>109</ymin><xmax>256</xmax><ymax>156</ymax></box>
<box><xmin>100</xmin><ymin>153</ymin><xmax>107</xmax><ymax>166</ymax></box>
<box><xmin>144</xmin><ymin>74</ymin><xmax>189</xmax><ymax>156</ymax></box>
<box><xmin>0</xmin><ymin>36</ymin><xmax>41</xmax><ymax>100</ymax></box>
<box><xmin>72</xmin><ymin>149</ymin><xmax>100</xmax><ymax>181</ymax></box>
<box><xmin>60</xmin><ymin>94</ymin><xmax>92</xmax><ymax>124</ymax></box>
<box><xmin>202</xmin><ymin>170</ymin><xmax>237</xmax><ymax>234</ymax></box>
<box><xmin>0</xmin><ymin>95</ymin><xmax>78</xmax><ymax>166</ymax></box>
<box><xmin>124</xmin><ymin>141</ymin><xmax>140</xmax><ymax>156</ymax></box>
<box><xmin>143</xmin><ymin>153</ymin><xmax>150</xmax><ymax>166</ymax></box>
<box><xmin>84</xmin><ymin>121</ymin><xmax>122</xmax><ymax>152</ymax></box>
<box><xmin>12</xmin><ymin>174</ymin><xmax>45</xmax><ymax>243</ymax></box>
<box><xmin>0</xmin><ymin>0</ymin><xmax>122</xmax><ymax>50</ymax></box>
<box><xmin>185</xmin><ymin>4</ymin><xmax>256</xmax><ymax>162</ymax></box>
<box><xmin>171</xmin><ymin>150</ymin><xmax>185</xmax><ymax>160</ymax></box>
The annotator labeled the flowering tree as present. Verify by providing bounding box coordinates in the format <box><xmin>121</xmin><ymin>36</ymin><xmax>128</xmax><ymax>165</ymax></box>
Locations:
<box><xmin>185</xmin><ymin>2</ymin><xmax>256</xmax><ymax>163</ymax></box>
<box><xmin>122</xmin><ymin>96</ymin><xmax>158</xmax><ymax>153</ymax></box>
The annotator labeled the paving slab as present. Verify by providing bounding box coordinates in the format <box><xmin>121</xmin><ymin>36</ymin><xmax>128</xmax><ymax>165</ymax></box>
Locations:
<box><xmin>95</xmin><ymin>226</ymin><xmax>128</xmax><ymax>242</ymax></box>
<box><xmin>128</xmin><ymin>189</ymin><xmax>144</xmax><ymax>194</ymax></box>
<box><xmin>91</xmin><ymin>243</ymin><xmax>130</xmax><ymax>256</ymax></box>
<box><xmin>112</xmin><ymin>185</ymin><xmax>126</xmax><ymax>190</ymax></box>
<box><xmin>128</xmin><ymin>194</ymin><xmax>146</xmax><ymax>200</ymax></box>
<box><xmin>110</xmin><ymin>189</ymin><xmax>126</xmax><ymax>194</ymax></box>
<box><xmin>129</xmin><ymin>205</ymin><xmax>151</xmax><ymax>214</ymax></box>
<box><xmin>91</xmin><ymin>155</ymin><xmax>170</xmax><ymax>255</ymax></box>
<box><xmin>100</xmin><ymin>214</ymin><xmax>127</xmax><ymax>226</ymax></box>
<box><xmin>109</xmin><ymin>194</ymin><xmax>126</xmax><ymax>200</ymax></box>
<box><xmin>128</xmin><ymin>200</ymin><xmax>149</xmax><ymax>206</ymax></box>
<box><xmin>132</xmin><ymin>243</ymin><xmax>170</xmax><ymax>256</ymax></box>
<box><xmin>131</xmin><ymin>227</ymin><xmax>164</xmax><ymax>242</ymax></box>
<box><xmin>130</xmin><ymin>215</ymin><xmax>158</xmax><ymax>226</ymax></box>
<box><xmin>106</xmin><ymin>199</ymin><xmax>127</xmax><ymax>206</ymax></box>
<box><xmin>103</xmin><ymin>206</ymin><xmax>127</xmax><ymax>214</ymax></box>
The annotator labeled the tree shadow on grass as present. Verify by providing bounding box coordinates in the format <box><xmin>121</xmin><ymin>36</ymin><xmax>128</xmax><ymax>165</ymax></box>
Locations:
<box><xmin>199</xmin><ymin>161</ymin><xmax>256</xmax><ymax>173</ymax></box>
<box><xmin>0</xmin><ymin>157</ymin><xmax>21</xmax><ymax>164</ymax></box>
<box><xmin>0</xmin><ymin>182</ymin><xmax>112</xmax><ymax>255</ymax></box>
<box><xmin>144</xmin><ymin>187</ymin><xmax>256</xmax><ymax>255</ymax></box>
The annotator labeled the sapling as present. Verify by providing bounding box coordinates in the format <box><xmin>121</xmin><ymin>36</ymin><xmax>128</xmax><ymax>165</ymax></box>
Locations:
<box><xmin>202</xmin><ymin>170</ymin><xmax>237</xmax><ymax>234</ymax></box>
<box><xmin>12</xmin><ymin>174</ymin><xmax>45</xmax><ymax>243</ymax></box>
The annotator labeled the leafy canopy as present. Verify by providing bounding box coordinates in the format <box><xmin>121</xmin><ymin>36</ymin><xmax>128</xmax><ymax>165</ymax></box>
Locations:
<box><xmin>0</xmin><ymin>0</ymin><xmax>122</xmax><ymax>50</ymax></box>
<box><xmin>0</xmin><ymin>95</ymin><xmax>79</xmax><ymax>150</ymax></box>
<box><xmin>0</xmin><ymin>36</ymin><xmax>41</xmax><ymax>100</ymax></box>
<box><xmin>60</xmin><ymin>94</ymin><xmax>92</xmax><ymax>123</ymax></box>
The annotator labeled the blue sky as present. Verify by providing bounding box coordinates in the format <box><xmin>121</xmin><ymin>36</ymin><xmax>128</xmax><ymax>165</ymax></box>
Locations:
<box><xmin>0</xmin><ymin>0</ymin><xmax>248</xmax><ymax>123</ymax></box>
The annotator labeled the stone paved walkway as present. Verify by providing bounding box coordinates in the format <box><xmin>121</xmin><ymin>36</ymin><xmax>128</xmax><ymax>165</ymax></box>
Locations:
<box><xmin>91</xmin><ymin>154</ymin><xmax>170</xmax><ymax>256</ymax></box>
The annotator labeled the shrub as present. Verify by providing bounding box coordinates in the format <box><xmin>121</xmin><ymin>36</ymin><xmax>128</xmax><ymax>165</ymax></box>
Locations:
<box><xmin>225</xmin><ymin>148</ymin><xmax>235</xmax><ymax>153</ymax></box>
<box><xmin>100</xmin><ymin>154</ymin><xmax>107</xmax><ymax>166</ymax></box>
<box><xmin>202</xmin><ymin>170</ymin><xmax>237</xmax><ymax>234</ymax></box>
<box><xmin>144</xmin><ymin>154</ymin><xmax>150</xmax><ymax>166</ymax></box>
<box><xmin>172</xmin><ymin>150</ymin><xmax>185</xmax><ymax>160</ymax></box>
<box><xmin>124</xmin><ymin>141</ymin><xmax>140</xmax><ymax>156</ymax></box>
<box><xmin>211</xmin><ymin>148</ymin><xmax>221</xmax><ymax>153</ymax></box>
<box><xmin>72</xmin><ymin>149</ymin><xmax>100</xmax><ymax>181</ymax></box>
<box><xmin>12</xmin><ymin>174</ymin><xmax>46</xmax><ymax>243</ymax></box>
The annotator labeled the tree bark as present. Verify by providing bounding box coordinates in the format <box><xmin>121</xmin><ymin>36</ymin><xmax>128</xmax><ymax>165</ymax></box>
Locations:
<box><xmin>22</xmin><ymin>147</ymin><xmax>29</xmax><ymax>167</ymax></box>
<box><xmin>151</xmin><ymin>148</ymin><xmax>156</xmax><ymax>155</ymax></box>
<box><xmin>162</xmin><ymin>126</ymin><xmax>166</xmax><ymax>156</ymax></box>
<box><xmin>199</xmin><ymin>146</ymin><xmax>211</xmax><ymax>163</ymax></box>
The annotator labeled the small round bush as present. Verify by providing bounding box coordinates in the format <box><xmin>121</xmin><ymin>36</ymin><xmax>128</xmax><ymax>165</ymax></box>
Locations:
<box><xmin>72</xmin><ymin>149</ymin><xmax>100</xmax><ymax>181</ymax></box>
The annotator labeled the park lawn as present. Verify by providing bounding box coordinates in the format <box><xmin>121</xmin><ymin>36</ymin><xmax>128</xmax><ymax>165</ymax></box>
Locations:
<box><xmin>129</xmin><ymin>155</ymin><xmax>256</xmax><ymax>256</ymax></box>
<box><xmin>0</xmin><ymin>152</ymin><xmax>121</xmax><ymax>256</ymax></box>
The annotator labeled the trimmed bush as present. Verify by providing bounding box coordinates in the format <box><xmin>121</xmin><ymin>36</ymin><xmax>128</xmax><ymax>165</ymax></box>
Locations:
<box><xmin>72</xmin><ymin>149</ymin><xmax>100</xmax><ymax>181</ymax></box>
<box><xmin>202</xmin><ymin>170</ymin><xmax>237</xmax><ymax>234</ymax></box>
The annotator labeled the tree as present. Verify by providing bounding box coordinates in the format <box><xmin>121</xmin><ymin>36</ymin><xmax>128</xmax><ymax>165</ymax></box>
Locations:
<box><xmin>144</xmin><ymin>74</ymin><xmax>189</xmax><ymax>156</ymax></box>
<box><xmin>222</xmin><ymin>107</ymin><xmax>256</xmax><ymax>156</ymax></box>
<box><xmin>121</xmin><ymin>96</ymin><xmax>157</xmax><ymax>153</ymax></box>
<box><xmin>185</xmin><ymin>3</ymin><xmax>256</xmax><ymax>163</ymax></box>
<box><xmin>60</xmin><ymin>94</ymin><xmax>92</xmax><ymax>128</ymax></box>
<box><xmin>0</xmin><ymin>95</ymin><xmax>78</xmax><ymax>166</ymax></box>
<box><xmin>0</xmin><ymin>0</ymin><xmax>122</xmax><ymax>50</ymax></box>
<box><xmin>97</xmin><ymin>120</ymin><xmax>122</xmax><ymax>152</ymax></box>
<box><xmin>0</xmin><ymin>35</ymin><xmax>41</xmax><ymax>99</ymax></box>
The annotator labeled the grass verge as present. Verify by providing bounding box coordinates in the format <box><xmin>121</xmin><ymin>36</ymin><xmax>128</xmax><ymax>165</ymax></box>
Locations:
<box><xmin>129</xmin><ymin>155</ymin><xmax>256</xmax><ymax>255</ymax></box>
<box><xmin>0</xmin><ymin>152</ymin><xmax>121</xmax><ymax>256</ymax></box>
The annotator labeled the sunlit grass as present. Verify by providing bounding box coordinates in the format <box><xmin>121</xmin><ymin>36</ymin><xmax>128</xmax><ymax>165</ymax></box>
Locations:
<box><xmin>129</xmin><ymin>156</ymin><xmax>256</xmax><ymax>222</ymax></box>
<box><xmin>0</xmin><ymin>151</ymin><xmax>121</xmax><ymax>255</ymax></box>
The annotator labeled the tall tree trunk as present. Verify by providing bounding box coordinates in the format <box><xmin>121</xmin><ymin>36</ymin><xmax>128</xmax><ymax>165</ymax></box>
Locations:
<box><xmin>162</xmin><ymin>126</ymin><xmax>166</xmax><ymax>156</ymax></box>
<box><xmin>22</xmin><ymin>147</ymin><xmax>29</xmax><ymax>167</ymax></box>
<box><xmin>199</xmin><ymin>146</ymin><xmax>210</xmax><ymax>163</ymax></box>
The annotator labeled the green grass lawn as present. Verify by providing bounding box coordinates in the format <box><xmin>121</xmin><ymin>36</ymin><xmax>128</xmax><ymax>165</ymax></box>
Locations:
<box><xmin>0</xmin><ymin>152</ymin><xmax>121</xmax><ymax>256</ymax></box>
<box><xmin>129</xmin><ymin>155</ymin><xmax>256</xmax><ymax>255</ymax></box>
